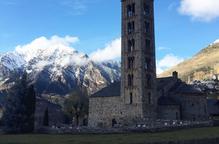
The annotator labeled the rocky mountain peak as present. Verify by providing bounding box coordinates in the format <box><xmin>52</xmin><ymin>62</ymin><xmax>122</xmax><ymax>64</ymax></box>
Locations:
<box><xmin>0</xmin><ymin>42</ymin><xmax>121</xmax><ymax>96</ymax></box>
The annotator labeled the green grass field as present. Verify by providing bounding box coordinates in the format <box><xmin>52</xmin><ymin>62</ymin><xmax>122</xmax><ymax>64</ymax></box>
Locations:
<box><xmin>1</xmin><ymin>127</ymin><xmax>219</xmax><ymax>144</ymax></box>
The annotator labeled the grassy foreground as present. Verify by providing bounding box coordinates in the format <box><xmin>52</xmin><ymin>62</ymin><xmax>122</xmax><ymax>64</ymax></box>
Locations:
<box><xmin>1</xmin><ymin>127</ymin><xmax>219</xmax><ymax>144</ymax></box>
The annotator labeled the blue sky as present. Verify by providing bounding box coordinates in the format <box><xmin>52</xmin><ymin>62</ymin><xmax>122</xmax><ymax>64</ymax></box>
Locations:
<box><xmin>1</xmin><ymin>0</ymin><xmax>219</xmax><ymax>73</ymax></box>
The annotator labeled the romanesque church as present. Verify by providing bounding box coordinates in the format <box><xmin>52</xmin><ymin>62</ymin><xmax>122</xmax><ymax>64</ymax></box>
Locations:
<box><xmin>88</xmin><ymin>0</ymin><xmax>209</xmax><ymax>128</ymax></box>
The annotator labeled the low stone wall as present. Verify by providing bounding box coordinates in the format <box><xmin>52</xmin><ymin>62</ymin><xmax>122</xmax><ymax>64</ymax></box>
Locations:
<box><xmin>35</xmin><ymin>123</ymin><xmax>213</xmax><ymax>135</ymax></box>
<box><xmin>133</xmin><ymin>120</ymin><xmax>213</xmax><ymax>130</ymax></box>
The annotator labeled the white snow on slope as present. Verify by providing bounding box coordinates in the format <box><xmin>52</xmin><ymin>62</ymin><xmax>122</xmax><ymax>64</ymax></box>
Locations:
<box><xmin>0</xmin><ymin>52</ymin><xmax>25</xmax><ymax>70</ymax></box>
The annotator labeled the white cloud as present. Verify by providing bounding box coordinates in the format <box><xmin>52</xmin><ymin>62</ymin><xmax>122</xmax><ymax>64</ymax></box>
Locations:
<box><xmin>213</xmin><ymin>39</ymin><xmax>219</xmax><ymax>44</ymax></box>
<box><xmin>15</xmin><ymin>35</ymin><xmax>79</xmax><ymax>62</ymax></box>
<box><xmin>15</xmin><ymin>35</ymin><xmax>122</xmax><ymax>65</ymax></box>
<box><xmin>14</xmin><ymin>35</ymin><xmax>122</xmax><ymax>67</ymax></box>
<box><xmin>157</xmin><ymin>54</ymin><xmax>184</xmax><ymax>74</ymax></box>
<box><xmin>158</xmin><ymin>46</ymin><xmax>171</xmax><ymax>51</ymax></box>
<box><xmin>178</xmin><ymin>0</ymin><xmax>219</xmax><ymax>22</ymax></box>
<box><xmin>90</xmin><ymin>38</ymin><xmax>121</xmax><ymax>62</ymax></box>
<box><xmin>7</xmin><ymin>35</ymin><xmax>187</xmax><ymax>76</ymax></box>
<box><xmin>14</xmin><ymin>35</ymin><xmax>91</xmax><ymax>68</ymax></box>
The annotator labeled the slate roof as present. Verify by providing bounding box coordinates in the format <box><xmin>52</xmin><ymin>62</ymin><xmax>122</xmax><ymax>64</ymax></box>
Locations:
<box><xmin>157</xmin><ymin>77</ymin><xmax>175</xmax><ymax>90</ymax></box>
<box><xmin>158</xmin><ymin>96</ymin><xmax>180</xmax><ymax>106</ymax></box>
<box><xmin>170</xmin><ymin>82</ymin><xmax>203</xmax><ymax>95</ymax></box>
<box><xmin>90</xmin><ymin>81</ymin><xmax>121</xmax><ymax>98</ymax></box>
<box><xmin>91</xmin><ymin>76</ymin><xmax>203</xmax><ymax>98</ymax></box>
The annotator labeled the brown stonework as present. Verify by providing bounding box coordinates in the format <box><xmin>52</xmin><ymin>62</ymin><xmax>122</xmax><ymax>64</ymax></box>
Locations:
<box><xmin>121</xmin><ymin>0</ymin><xmax>157</xmax><ymax>122</ymax></box>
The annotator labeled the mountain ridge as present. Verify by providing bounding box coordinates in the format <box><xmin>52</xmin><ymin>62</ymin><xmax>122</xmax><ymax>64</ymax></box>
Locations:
<box><xmin>0</xmin><ymin>42</ymin><xmax>121</xmax><ymax>96</ymax></box>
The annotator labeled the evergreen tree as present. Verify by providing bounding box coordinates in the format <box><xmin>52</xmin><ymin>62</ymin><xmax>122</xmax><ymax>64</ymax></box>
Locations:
<box><xmin>3</xmin><ymin>73</ymin><xmax>36</xmax><ymax>133</ymax></box>
<box><xmin>24</xmin><ymin>85</ymin><xmax>36</xmax><ymax>132</ymax></box>
<box><xmin>43</xmin><ymin>107</ymin><xmax>49</xmax><ymax>126</ymax></box>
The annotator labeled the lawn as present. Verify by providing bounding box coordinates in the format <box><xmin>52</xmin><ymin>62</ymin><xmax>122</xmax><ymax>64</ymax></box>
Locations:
<box><xmin>1</xmin><ymin>127</ymin><xmax>219</xmax><ymax>144</ymax></box>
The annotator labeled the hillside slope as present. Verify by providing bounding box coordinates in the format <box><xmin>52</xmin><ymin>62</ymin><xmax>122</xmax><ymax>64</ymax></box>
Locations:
<box><xmin>159</xmin><ymin>42</ymin><xmax>219</xmax><ymax>82</ymax></box>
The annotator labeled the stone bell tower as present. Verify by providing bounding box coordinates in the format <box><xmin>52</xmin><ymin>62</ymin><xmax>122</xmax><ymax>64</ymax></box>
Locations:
<box><xmin>121</xmin><ymin>0</ymin><xmax>157</xmax><ymax>122</ymax></box>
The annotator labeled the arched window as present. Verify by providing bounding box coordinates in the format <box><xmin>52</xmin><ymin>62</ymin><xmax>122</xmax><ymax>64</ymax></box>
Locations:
<box><xmin>128</xmin><ymin>57</ymin><xmax>135</xmax><ymax>69</ymax></box>
<box><xmin>127</xmin><ymin>3</ymin><xmax>135</xmax><ymax>17</ymax></box>
<box><xmin>144</xmin><ymin>4</ymin><xmax>150</xmax><ymax>15</ymax></box>
<box><xmin>145</xmin><ymin>21</ymin><xmax>150</xmax><ymax>33</ymax></box>
<box><xmin>128</xmin><ymin>21</ymin><xmax>135</xmax><ymax>34</ymax></box>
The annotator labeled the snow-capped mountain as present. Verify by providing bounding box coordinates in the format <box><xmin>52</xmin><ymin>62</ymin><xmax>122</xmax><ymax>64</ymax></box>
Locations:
<box><xmin>0</xmin><ymin>52</ymin><xmax>25</xmax><ymax>83</ymax></box>
<box><xmin>0</xmin><ymin>41</ymin><xmax>121</xmax><ymax>95</ymax></box>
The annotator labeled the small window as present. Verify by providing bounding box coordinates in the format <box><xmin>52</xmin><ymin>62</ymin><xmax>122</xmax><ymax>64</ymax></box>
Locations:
<box><xmin>145</xmin><ymin>58</ymin><xmax>151</xmax><ymax>70</ymax></box>
<box><xmin>146</xmin><ymin>74</ymin><xmax>151</xmax><ymax>88</ymax></box>
<box><xmin>127</xmin><ymin>5</ymin><xmax>132</xmax><ymax>17</ymax></box>
<box><xmin>148</xmin><ymin>92</ymin><xmax>151</xmax><ymax>104</ymax></box>
<box><xmin>127</xmin><ymin>3</ymin><xmax>135</xmax><ymax>17</ymax></box>
<box><xmin>112</xmin><ymin>119</ymin><xmax>117</xmax><ymax>127</ymax></box>
<box><xmin>132</xmin><ymin>3</ymin><xmax>135</xmax><ymax>15</ymax></box>
<box><xmin>130</xmin><ymin>92</ymin><xmax>133</xmax><ymax>104</ymax></box>
<box><xmin>176</xmin><ymin>112</ymin><xmax>179</xmax><ymax>120</ymax></box>
<box><xmin>128</xmin><ymin>74</ymin><xmax>134</xmax><ymax>87</ymax></box>
<box><xmin>128</xmin><ymin>57</ymin><xmax>134</xmax><ymax>69</ymax></box>
<box><xmin>128</xmin><ymin>21</ymin><xmax>135</xmax><ymax>34</ymax></box>
<box><xmin>144</xmin><ymin>4</ymin><xmax>150</xmax><ymax>15</ymax></box>
<box><xmin>145</xmin><ymin>62</ymin><xmax>148</xmax><ymax>70</ymax></box>
<box><xmin>145</xmin><ymin>39</ymin><xmax>151</xmax><ymax>49</ymax></box>
<box><xmin>128</xmin><ymin>39</ymin><xmax>135</xmax><ymax>52</ymax></box>
<box><xmin>145</xmin><ymin>21</ymin><xmax>150</xmax><ymax>33</ymax></box>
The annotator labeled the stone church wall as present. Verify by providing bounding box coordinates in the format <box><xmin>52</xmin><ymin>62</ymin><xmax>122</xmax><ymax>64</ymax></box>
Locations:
<box><xmin>88</xmin><ymin>96</ymin><xmax>124</xmax><ymax>128</ymax></box>
<box><xmin>179</xmin><ymin>95</ymin><xmax>209</xmax><ymax>121</ymax></box>
<box><xmin>158</xmin><ymin>105</ymin><xmax>181</xmax><ymax>120</ymax></box>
